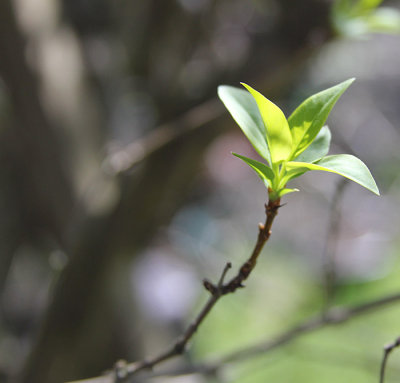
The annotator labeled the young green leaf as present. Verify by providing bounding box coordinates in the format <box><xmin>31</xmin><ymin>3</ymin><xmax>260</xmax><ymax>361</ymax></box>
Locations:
<box><xmin>280</xmin><ymin>127</ymin><xmax>332</xmax><ymax>185</ymax></box>
<box><xmin>288</xmin><ymin>79</ymin><xmax>354</xmax><ymax>159</ymax></box>
<box><xmin>286</xmin><ymin>154</ymin><xmax>380</xmax><ymax>195</ymax></box>
<box><xmin>218</xmin><ymin>86</ymin><xmax>271</xmax><ymax>164</ymax></box>
<box><xmin>278</xmin><ymin>188</ymin><xmax>299</xmax><ymax>198</ymax></box>
<box><xmin>294</xmin><ymin>125</ymin><xmax>331</xmax><ymax>163</ymax></box>
<box><xmin>281</xmin><ymin>168</ymin><xmax>308</xmax><ymax>185</ymax></box>
<box><xmin>241</xmin><ymin>83</ymin><xmax>292</xmax><ymax>165</ymax></box>
<box><xmin>232</xmin><ymin>153</ymin><xmax>274</xmax><ymax>187</ymax></box>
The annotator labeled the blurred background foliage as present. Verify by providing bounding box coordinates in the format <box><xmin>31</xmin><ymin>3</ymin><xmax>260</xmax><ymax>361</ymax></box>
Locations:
<box><xmin>0</xmin><ymin>0</ymin><xmax>400</xmax><ymax>382</ymax></box>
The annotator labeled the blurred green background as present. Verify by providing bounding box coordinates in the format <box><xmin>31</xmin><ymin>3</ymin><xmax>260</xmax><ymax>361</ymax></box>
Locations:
<box><xmin>1</xmin><ymin>0</ymin><xmax>400</xmax><ymax>382</ymax></box>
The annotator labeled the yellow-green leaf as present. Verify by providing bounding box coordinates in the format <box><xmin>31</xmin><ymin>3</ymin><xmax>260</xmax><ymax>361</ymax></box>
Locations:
<box><xmin>241</xmin><ymin>83</ymin><xmax>292</xmax><ymax>164</ymax></box>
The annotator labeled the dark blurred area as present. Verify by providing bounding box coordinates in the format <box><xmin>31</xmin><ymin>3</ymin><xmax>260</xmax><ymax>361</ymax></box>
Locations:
<box><xmin>1</xmin><ymin>0</ymin><xmax>400</xmax><ymax>382</ymax></box>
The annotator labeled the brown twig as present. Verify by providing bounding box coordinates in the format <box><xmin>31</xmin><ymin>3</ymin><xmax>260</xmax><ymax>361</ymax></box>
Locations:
<box><xmin>67</xmin><ymin>286</ymin><xmax>400</xmax><ymax>382</ymax></box>
<box><xmin>67</xmin><ymin>198</ymin><xmax>281</xmax><ymax>383</ymax></box>
<box><xmin>205</xmin><ymin>199</ymin><xmax>281</xmax><ymax>295</ymax></box>
<box><xmin>379</xmin><ymin>336</ymin><xmax>400</xmax><ymax>383</ymax></box>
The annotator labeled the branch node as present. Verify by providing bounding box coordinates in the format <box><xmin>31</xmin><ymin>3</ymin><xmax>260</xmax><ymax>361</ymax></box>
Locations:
<box><xmin>203</xmin><ymin>279</ymin><xmax>217</xmax><ymax>295</ymax></box>
<box><xmin>174</xmin><ymin>341</ymin><xmax>186</xmax><ymax>355</ymax></box>
<box><xmin>384</xmin><ymin>343</ymin><xmax>393</xmax><ymax>352</ymax></box>
<box><xmin>114</xmin><ymin>360</ymin><xmax>129</xmax><ymax>382</ymax></box>
<box><xmin>85</xmin><ymin>199</ymin><xmax>284</xmax><ymax>382</ymax></box>
<box><xmin>384</xmin><ymin>336</ymin><xmax>400</xmax><ymax>351</ymax></box>
<box><xmin>380</xmin><ymin>335</ymin><xmax>400</xmax><ymax>383</ymax></box>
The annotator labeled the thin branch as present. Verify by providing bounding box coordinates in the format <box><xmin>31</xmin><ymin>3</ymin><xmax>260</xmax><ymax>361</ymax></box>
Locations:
<box><xmin>217</xmin><ymin>200</ymin><xmax>281</xmax><ymax>294</ymax></box>
<box><xmin>68</xmin><ymin>287</ymin><xmax>400</xmax><ymax>382</ymax></box>
<box><xmin>103</xmin><ymin>99</ymin><xmax>222</xmax><ymax>175</ymax></box>
<box><xmin>148</xmin><ymin>292</ymin><xmax>400</xmax><ymax>379</ymax></box>
<box><xmin>67</xmin><ymin>199</ymin><xmax>282</xmax><ymax>383</ymax></box>
<box><xmin>218</xmin><ymin>292</ymin><xmax>400</xmax><ymax>366</ymax></box>
<box><xmin>379</xmin><ymin>336</ymin><xmax>400</xmax><ymax>383</ymax></box>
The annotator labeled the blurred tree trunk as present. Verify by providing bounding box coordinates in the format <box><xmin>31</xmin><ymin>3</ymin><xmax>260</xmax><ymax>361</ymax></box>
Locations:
<box><xmin>0</xmin><ymin>0</ymin><xmax>76</xmax><ymax>325</ymax></box>
<box><xmin>19</xmin><ymin>117</ymin><xmax>225</xmax><ymax>383</ymax></box>
<box><xmin>0</xmin><ymin>0</ymin><xmax>75</xmax><ymax>246</ymax></box>
<box><xmin>0</xmin><ymin>0</ymin><xmax>335</xmax><ymax>382</ymax></box>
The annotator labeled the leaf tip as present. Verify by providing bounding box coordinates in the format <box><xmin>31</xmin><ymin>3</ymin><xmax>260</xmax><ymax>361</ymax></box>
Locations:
<box><xmin>373</xmin><ymin>186</ymin><xmax>381</xmax><ymax>196</ymax></box>
<box><xmin>240</xmin><ymin>83</ymin><xmax>261</xmax><ymax>97</ymax></box>
<box><xmin>217</xmin><ymin>85</ymin><xmax>228</xmax><ymax>97</ymax></box>
<box><xmin>231</xmin><ymin>151</ymin><xmax>246</xmax><ymax>161</ymax></box>
<box><xmin>240</xmin><ymin>82</ymin><xmax>252</xmax><ymax>93</ymax></box>
<box><xmin>344</xmin><ymin>77</ymin><xmax>356</xmax><ymax>87</ymax></box>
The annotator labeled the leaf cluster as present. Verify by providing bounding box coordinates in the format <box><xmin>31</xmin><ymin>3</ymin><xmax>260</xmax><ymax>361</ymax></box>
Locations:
<box><xmin>218</xmin><ymin>79</ymin><xmax>379</xmax><ymax>201</ymax></box>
